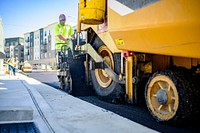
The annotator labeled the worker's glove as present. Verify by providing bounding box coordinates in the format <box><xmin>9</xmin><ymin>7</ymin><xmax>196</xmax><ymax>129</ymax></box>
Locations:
<box><xmin>65</xmin><ymin>38</ymin><xmax>71</xmax><ymax>42</ymax></box>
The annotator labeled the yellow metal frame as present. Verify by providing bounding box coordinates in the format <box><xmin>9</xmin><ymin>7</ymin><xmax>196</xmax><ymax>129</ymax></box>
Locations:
<box><xmin>125</xmin><ymin>56</ymin><xmax>133</xmax><ymax>102</ymax></box>
<box><xmin>82</xmin><ymin>24</ymin><xmax>121</xmax><ymax>53</ymax></box>
<box><xmin>108</xmin><ymin>0</ymin><xmax>200</xmax><ymax>58</ymax></box>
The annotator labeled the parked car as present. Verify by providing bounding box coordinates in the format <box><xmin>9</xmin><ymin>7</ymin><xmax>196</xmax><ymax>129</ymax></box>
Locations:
<box><xmin>21</xmin><ymin>61</ymin><xmax>32</xmax><ymax>73</ymax></box>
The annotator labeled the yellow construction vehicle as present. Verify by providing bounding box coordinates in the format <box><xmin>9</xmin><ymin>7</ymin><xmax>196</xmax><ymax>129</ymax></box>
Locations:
<box><xmin>58</xmin><ymin>0</ymin><xmax>200</xmax><ymax>124</ymax></box>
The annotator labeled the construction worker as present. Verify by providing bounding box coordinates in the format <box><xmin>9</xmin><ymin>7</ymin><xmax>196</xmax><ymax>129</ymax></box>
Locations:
<box><xmin>12</xmin><ymin>57</ymin><xmax>18</xmax><ymax>76</ymax></box>
<box><xmin>54</xmin><ymin>14</ymin><xmax>74</xmax><ymax>69</ymax></box>
<box><xmin>6</xmin><ymin>57</ymin><xmax>14</xmax><ymax>76</ymax></box>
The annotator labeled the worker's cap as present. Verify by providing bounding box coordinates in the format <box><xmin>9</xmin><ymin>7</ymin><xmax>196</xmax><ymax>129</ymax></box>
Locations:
<box><xmin>59</xmin><ymin>14</ymin><xmax>66</xmax><ymax>21</ymax></box>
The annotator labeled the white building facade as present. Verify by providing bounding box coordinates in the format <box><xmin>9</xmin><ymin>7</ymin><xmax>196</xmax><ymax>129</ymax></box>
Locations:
<box><xmin>24</xmin><ymin>22</ymin><xmax>57</xmax><ymax>69</ymax></box>
<box><xmin>34</xmin><ymin>30</ymin><xmax>40</xmax><ymax>61</ymax></box>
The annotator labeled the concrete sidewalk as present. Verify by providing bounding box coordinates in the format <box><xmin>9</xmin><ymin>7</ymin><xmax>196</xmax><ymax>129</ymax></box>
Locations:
<box><xmin>0</xmin><ymin>71</ymin><xmax>158</xmax><ymax>133</ymax></box>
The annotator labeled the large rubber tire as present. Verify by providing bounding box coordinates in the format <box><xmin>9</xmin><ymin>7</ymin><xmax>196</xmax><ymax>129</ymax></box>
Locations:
<box><xmin>145</xmin><ymin>70</ymin><xmax>199</xmax><ymax>124</ymax></box>
<box><xmin>90</xmin><ymin>37</ymin><xmax>124</xmax><ymax>103</ymax></box>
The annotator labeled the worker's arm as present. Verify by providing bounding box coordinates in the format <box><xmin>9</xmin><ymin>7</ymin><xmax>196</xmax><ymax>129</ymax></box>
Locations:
<box><xmin>54</xmin><ymin>24</ymin><xmax>67</xmax><ymax>42</ymax></box>
<box><xmin>57</xmin><ymin>35</ymin><xmax>67</xmax><ymax>42</ymax></box>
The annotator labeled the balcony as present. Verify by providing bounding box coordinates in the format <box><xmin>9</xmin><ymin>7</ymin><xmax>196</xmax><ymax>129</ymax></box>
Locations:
<box><xmin>41</xmin><ymin>49</ymin><xmax>47</xmax><ymax>53</ymax></box>
<box><xmin>48</xmin><ymin>35</ymin><xmax>51</xmax><ymax>43</ymax></box>
<box><xmin>25</xmin><ymin>52</ymin><xmax>30</xmax><ymax>56</ymax></box>
<box><xmin>25</xmin><ymin>39</ymin><xmax>30</xmax><ymax>43</ymax></box>
<box><xmin>41</xmin><ymin>46</ymin><xmax>47</xmax><ymax>53</ymax></box>
<box><xmin>4</xmin><ymin>50</ymin><xmax>10</xmax><ymax>53</ymax></box>
<box><xmin>42</xmin><ymin>41</ymin><xmax>47</xmax><ymax>45</ymax></box>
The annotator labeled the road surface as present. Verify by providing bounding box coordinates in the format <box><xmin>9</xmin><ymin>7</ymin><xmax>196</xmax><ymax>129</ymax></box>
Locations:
<box><xmin>26</xmin><ymin>71</ymin><xmax>200</xmax><ymax>133</ymax></box>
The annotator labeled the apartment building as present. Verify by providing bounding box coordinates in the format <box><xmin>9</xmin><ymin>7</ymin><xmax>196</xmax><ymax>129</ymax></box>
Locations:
<box><xmin>4</xmin><ymin>37</ymin><xmax>24</xmax><ymax>68</ymax></box>
<box><xmin>0</xmin><ymin>17</ymin><xmax>4</xmax><ymax>70</ymax></box>
<box><xmin>24</xmin><ymin>22</ymin><xmax>57</xmax><ymax>69</ymax></box>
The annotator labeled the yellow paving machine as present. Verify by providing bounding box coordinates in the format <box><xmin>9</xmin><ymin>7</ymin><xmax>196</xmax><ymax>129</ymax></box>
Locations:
<box><xmin>58</xmin><ymin>0</ymin><xmax>200</xmax><ymax>124</ymax></box>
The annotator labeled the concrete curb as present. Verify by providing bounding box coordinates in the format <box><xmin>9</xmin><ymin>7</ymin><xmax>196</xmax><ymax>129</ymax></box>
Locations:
<box><xmin>0</xmin><ymin>106</ymin><xmax>33</xmax><ymax>121</ymax></box>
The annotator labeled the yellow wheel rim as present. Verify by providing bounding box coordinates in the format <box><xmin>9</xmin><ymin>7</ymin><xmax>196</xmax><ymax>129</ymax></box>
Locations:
<box><xmin>147</xmin><ymin>75</ymin><xmax>179</xmax><ymax>121</ymax></box>
<box><xmin>95</xmin><ymin>46</ymin><xmax>114</xmax><ymax>88</ymax></box>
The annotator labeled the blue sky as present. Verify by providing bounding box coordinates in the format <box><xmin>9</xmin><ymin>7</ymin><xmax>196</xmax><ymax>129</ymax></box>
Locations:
<box><xmin>0</xmin><ymin>0</ymin><xmax>78</xmax><ymax>38</ymax></box>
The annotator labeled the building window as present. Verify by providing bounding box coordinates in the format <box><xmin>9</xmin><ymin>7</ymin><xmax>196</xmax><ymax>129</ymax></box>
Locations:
<box><xmin>27</xmin><ymin>37</ymin><xmax>30</xmax><ymax>42</ymax></box>
<box><xmin>6</xmin><ymin>55</ymin><xmax>9</xmax><ymax>58</ymax></box>
<box><xmin>48</xmin><ymin>35</ymin><xmax>51</xmax><ymax>43</ymax></box>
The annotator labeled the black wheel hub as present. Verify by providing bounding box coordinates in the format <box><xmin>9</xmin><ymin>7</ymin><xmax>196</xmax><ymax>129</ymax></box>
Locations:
<box><xmin>156</xmin><ymin>89</ymin><xmax>168</xmax><ymax>105</ymax></box>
